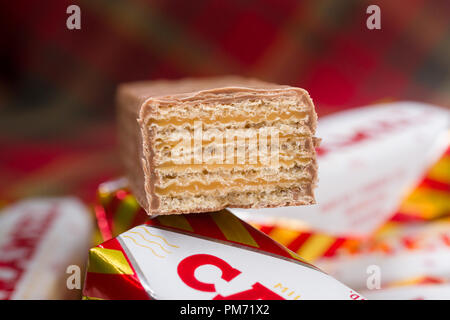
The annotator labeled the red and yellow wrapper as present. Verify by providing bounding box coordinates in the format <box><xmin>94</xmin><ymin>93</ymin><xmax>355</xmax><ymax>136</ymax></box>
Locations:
<box><xmin>319</xmin><ymin>216</ymin><xmax>450</xmax><ymax>290</ymax></box>
<box><xmin>253</xmin><ymin>223</ymin><xmax>360</xmax><ymax>263</ymax></box>
<box><xmin>84</xmin><ymin>180</ymin><xmax>364</xmax><ymax>300</ymax></box>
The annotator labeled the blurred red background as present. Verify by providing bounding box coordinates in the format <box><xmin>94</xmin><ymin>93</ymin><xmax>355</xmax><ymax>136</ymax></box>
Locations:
<box><xmin>0</xmin><ymin>0</ymin><xmax>449</xmax><ymax>203</ymax></box>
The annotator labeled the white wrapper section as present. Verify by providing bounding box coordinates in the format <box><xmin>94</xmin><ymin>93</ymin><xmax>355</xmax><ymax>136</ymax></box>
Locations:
<box><xmin>117</xmin><ymin>225</ymin><xmax>364</xmax><ymax>300</ymax></box>
<box><xmin>0</xmin><ymin>198</ymin><xmax>93</xmax><ymax>300</ymax></box>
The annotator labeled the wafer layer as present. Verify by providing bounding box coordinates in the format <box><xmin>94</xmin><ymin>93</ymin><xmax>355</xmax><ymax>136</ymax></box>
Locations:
<box><xmin>118</xmin><ymin>76</ymin><xmax>319</xmax><ymax>215</ymax></box>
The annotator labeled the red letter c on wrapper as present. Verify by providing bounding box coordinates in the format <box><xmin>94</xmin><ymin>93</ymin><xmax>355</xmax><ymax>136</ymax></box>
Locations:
<box><xmin>177</xmin><ymin>254</ymin><xmax>241</xmax><ymax>292</ymax></box>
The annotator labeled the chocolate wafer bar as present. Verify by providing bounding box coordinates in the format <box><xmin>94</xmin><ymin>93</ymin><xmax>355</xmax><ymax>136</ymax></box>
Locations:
<box><xmin>117</xmin><ymin>76</ymin><xmax>319</xmax><ymax>215</ymax></box>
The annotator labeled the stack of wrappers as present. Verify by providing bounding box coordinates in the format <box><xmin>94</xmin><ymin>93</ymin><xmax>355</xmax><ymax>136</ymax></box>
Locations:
<box><xmin>1</xmin><ymin>102</ymin><xmax>448</xmax><ymax>300</ymax></box>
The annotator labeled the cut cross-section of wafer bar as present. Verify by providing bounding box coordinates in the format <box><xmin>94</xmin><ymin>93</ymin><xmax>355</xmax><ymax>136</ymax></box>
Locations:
<box><xmin>117</xmin><ymin>76</ymin><xmax>319</xmax><ymax>215</ymax></box>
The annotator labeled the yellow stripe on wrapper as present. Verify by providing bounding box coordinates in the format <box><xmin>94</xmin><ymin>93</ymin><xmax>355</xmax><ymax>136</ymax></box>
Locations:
<box><xmin>340</xmin><ymin>239</ymin><xmax>360</xmax><ymax>255</ymax></box>
<box><xmin>388</xmin><ymin>276</ymin><xmax>445</xmax><ymax>288</ymax></box>
<box><xmin>157</xmin><ymin>215</ymin><xmax>194</xmax><ymax>232</ymax></box>
<box><xmin>82</xmin><ymin>296</ymin><xmax>104</xmax><ymax>300</ymax></box>
<box><xmin>92</xmin><ymin>227</ymin><xmax>104</xmax><ymax>247</ymax></box>
<box><xmin>373</xmin><ymin>221</ymin><xmax>401</xmax><ymax>239</ymax></box>
<box><xmin>87</xmin><ymin>247</ymin><xmax>133</xmax><ymax>275</ymax></box>
<box><xmin>400</xmin><ymin>189</ymin><xmax>450</xmax><ymax>220</ymax></box>
<box><xmin>389</xmin><ymin>277</ymin><xmax>427</xmax><ymax>287</ymax></box>
<box><xmin>427</xmin><ymin>157</ymin><xmax>450</xmax><ymax>185</ymax></box>
<box><xmin>268</xmin><ymin>228</ymin><xmax>303</xmax><ymax>247</ymax></box>
<box><xmin>211</xmin><ymin>210</ymin><xmax>259</xmax><ymax>247</ymax></box>
<box><xmin>296</xmin><ymin>234</ymin><xmax>336</xmax><ymax>262</ymax></box>
<box><xmin>113</xmin><ymin>194</ymin><xmax>141</xmax><ymax>236</ymax></box>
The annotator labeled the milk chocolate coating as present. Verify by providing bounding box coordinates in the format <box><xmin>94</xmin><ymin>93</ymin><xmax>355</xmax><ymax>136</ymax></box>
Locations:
<box><xmin>117</xmin><ymin>76</ymin><xmax>318</xmax><ymax>215</ymax></box>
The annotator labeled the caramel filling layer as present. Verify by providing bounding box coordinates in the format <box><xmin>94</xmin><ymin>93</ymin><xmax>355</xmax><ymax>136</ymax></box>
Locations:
<box><xmin>155</xmin><ymin>178</ymin><xmax>310</xmax><ymax>196</ymax></box>
<box><xmin>150</xmin><ymin>111</ymin><xmax>308</xmax><ymax>126</ymax></box>
<box><xmin>156</xmin><ymin>158</ymin><xmax>312</xmax><ymax>171</ymax></box>
<box><xmin>154</xmin><ymin>133</ymin><xmax>310</xmax><ymax>150</ymax></box>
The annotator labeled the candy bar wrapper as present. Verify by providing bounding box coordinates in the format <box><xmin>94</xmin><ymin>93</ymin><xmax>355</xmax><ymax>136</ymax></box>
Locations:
<box><xmin>0</xmin><ymin>198</ymin><xmax>93</xmax><ymax>300</ymax></box>
<box><xmin>232</xmin><ymin>102</ymin><xmax>449</xmax><ymax>237</ymax></box>
<box><xmin>318</xmin><ymin>217</ymin><xmax>450</xmax><ymax>290</ymax></box>
<box><xmin>245</xmin><ymin>220</ymin><xmax>450</xmax><ymax>299</ymax></box>
<box><xmin>85</xmin><ymin>182</ymin><xmax>364</xmax><ymax>300</ymax></box>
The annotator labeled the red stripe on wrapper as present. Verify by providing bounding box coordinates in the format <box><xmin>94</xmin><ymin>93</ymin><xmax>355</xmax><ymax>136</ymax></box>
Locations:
<box><xmin>185</xmin><ymin>214</ymin><xmax>230</xmax><ymax>241</ymax></box>
<box><xmin>286</xmin><ymin>233</ymin><xmax>312</xmax><ymax>253</ymax></box>
<box><xmin>322</xmin><ymin>238</ymin><xmax>347</xmax><ymax>258</ymax></box>
<box><xmin>94</xmin><ymin>204</ymin><xmax>113</xmax><ymax>241</ymax></box>
<box><xmin>258</xmin><ymin>225</ymin><xmax>275</xmax><ymax>234</ymax></box>
<box><xmin>83</xmin><ymin>273</ymin><xmax>150</xmax><ymax>300</ymax></box>
<box><xmin>418</xmin><ymin>178</ymin><xmax>450</xmax><ymax>193</ymax></box>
